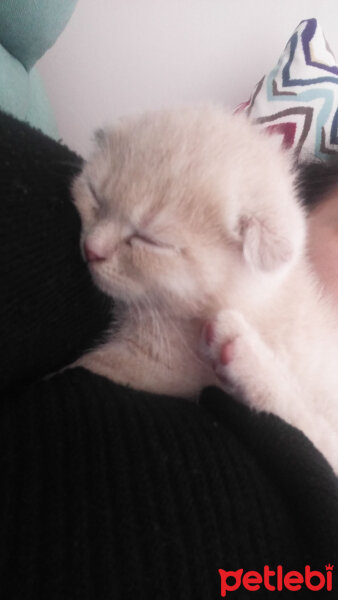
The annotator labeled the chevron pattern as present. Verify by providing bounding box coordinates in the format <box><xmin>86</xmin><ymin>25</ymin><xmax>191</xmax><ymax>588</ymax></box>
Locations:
<box><xmin>239</xmin><ymin>19</ymin><xmax>338</xmax><ymax>161</ymax></box>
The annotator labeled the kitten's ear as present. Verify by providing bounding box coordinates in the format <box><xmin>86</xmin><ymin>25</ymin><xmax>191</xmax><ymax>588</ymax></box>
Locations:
<box><xmin>238</xmin><ymin>213</ymin><xmax>303</xmax><ymax>272</ymax></box>
<box><xmin>94</xmin><ymin>128</ymin><xmax>109</xmax><ymax>152</ymax></box>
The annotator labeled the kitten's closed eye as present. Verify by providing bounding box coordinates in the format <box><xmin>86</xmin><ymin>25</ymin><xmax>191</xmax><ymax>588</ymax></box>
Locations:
<box><xmin>128</xmin><ymin>232</ymin><xmax>178</xmax><ymax>254</ymax></box>
<box><xmin>87</xmin><ymin>180</ymin><xmax>103</xmax><ymax>207</ymax></box>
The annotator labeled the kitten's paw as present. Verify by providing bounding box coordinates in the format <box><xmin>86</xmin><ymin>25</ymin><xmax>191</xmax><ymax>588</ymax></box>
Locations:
<box><xmin>200</xmin><ymin>309</ymin><xmax>272</xmax><ymax>408</ymax></box>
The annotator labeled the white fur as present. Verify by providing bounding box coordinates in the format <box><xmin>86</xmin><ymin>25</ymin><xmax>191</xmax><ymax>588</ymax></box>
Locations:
<box><xmin>72</xmin><ymin>105</ymin><xmax>338</xmax><ymax>474</ymax></box>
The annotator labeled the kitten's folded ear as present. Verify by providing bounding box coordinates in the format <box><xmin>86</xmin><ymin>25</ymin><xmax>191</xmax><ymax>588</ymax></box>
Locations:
<box><xmin>94</xmin><ymin>128</ymin><xmax>109</xmax><ymax>151</ymax></box>
<box><xmin>237</xmin><ymin>207</ymin><xmax>305</xmax><ymax>273</ymax></box>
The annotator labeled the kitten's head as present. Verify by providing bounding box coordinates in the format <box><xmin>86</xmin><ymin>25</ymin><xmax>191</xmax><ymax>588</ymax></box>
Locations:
<box><xmin>72</xmin><ymin>106</ymin><xmax>305</xmax><ymax>318</ymax></box>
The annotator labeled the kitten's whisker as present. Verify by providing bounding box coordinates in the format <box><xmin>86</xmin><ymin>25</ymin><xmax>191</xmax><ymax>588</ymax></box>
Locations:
<box><xmin>153</xmin><ymin>304</ymin><xmax>171</xmax><ymax>364</ymax></box>
<box><xmin>166</xmin><ymin>313</ymin><xmax>199</xmax><ymax>365</ymax></box>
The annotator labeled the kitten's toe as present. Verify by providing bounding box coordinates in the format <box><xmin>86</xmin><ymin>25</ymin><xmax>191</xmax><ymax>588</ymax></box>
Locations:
<box><xmin>200</xmin><ymin>309</ymin><xmax>261</xmax><ymax>395</ymax></box>
<box><xmin>212</xmin><ymin>341</ymin><xmax>238</xmax><ymax>393</ymax></box>
<box><xmin>214</xmin><ymin>337</ymin><xmax>249</xmax><ymax>394</ymax></box>
<box><xmin>199</xmin><ymin>310</ymin><xmax>248</xmax><ymax>388</ymax></box>
<box><xmin>219</xmin><ymin>340</ymin><xmax>236</xmax><ymax>366</ymax></box>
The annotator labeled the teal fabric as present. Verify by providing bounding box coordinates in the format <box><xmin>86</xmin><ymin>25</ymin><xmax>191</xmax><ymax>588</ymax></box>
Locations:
<box><xmin>0</xmin><ymin>44</ymin><xmax>58</xmax><ymax>139</ymax></box>
<box><xmin>0</xmin><ymin>0</ymin><xmax>78</xmax><ymax>70</ymax></box>
<box><xmin>0</xmin><ymin>0</ymin><xmax>78</xmax><ymax>138</ymax></box>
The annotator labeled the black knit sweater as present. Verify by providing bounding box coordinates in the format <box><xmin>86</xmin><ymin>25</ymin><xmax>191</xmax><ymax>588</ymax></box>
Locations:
<box><xmin>1</xmin><ymin>111</ymin><xmax>337</xmax><ymax>599</ymax></box>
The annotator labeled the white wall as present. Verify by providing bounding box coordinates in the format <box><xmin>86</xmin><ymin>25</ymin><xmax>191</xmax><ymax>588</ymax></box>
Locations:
<box><xmin>37</xmin><ymin>0</ymin><xmax>338</xmax><ymax>157</ymax></box>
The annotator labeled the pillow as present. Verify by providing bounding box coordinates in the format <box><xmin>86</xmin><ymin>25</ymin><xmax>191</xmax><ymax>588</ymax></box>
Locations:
<box><xmin>237</xmin><ymin>19</ymin><xmax>338</xmax><ymax>161</ymax></box>
<box><xmin>0</xmin><ymin>0</ymin><xmax>78</xmax><ymax>138</ymax></box>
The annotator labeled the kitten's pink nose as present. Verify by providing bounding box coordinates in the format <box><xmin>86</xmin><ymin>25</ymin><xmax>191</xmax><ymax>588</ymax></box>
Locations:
<box><xmin>84</xmin><ymin>242</ymin><xmax>105</xmax><ymax>263</ymax></box>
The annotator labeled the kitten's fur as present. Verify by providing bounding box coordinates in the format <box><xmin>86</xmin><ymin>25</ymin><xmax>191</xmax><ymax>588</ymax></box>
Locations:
<box><xmin>72</xmin><ymin>105</ymin><xmax>338</xmax><ymax>473</ymax></box>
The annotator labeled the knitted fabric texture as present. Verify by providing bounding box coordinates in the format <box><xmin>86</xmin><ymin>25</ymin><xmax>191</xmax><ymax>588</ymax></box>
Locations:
<box><xmin>0</xmin><ymin>111</ymin><xmax>112</xmax><ymax>391</ymax></box>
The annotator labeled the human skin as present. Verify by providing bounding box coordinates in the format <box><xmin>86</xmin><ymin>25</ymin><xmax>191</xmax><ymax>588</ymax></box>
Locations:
<box><xmin>307</xmin><ymin>185</ymin><xmax>338</xmax><ymax>303</ymax></box>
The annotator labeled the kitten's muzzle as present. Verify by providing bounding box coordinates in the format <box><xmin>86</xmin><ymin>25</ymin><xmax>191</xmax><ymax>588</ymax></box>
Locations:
<box><xmin>84</xmin><ymin>241</ymin><xmax>105</xmax><ymax>263</ymax></box>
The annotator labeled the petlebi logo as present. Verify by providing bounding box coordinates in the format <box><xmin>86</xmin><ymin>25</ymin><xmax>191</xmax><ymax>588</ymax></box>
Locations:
<box><xmin>218</xmin><ymin>564</ymin><xmax>334</xmax><ymax>596</ymax></box>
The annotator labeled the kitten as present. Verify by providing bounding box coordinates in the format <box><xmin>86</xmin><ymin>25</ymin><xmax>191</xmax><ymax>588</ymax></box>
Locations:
<box><xmin>72</xmin><ymin>105</ymin><xmax>338</xmax><ymax>474</ymax></box>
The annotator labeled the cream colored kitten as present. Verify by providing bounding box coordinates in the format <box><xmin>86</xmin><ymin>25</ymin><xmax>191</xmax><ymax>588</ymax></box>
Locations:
<box><xmin>72</xmin><ymin>105</ymin><xmax>338</xmax><ymax>474</ymax></box>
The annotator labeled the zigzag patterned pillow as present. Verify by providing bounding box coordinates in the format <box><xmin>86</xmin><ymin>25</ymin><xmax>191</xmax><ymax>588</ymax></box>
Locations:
<box><xmin>237</xmin><ymin>19</ymin><xmax>338</xmax><ymax>161</ymax></box>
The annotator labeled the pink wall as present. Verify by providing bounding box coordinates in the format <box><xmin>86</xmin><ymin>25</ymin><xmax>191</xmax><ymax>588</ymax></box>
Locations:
<box><xmin>37</xmin><ymin>0</ymin><xmax>338</xmax><ymax>157</ymax></box>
